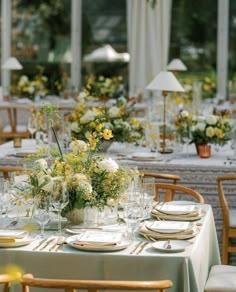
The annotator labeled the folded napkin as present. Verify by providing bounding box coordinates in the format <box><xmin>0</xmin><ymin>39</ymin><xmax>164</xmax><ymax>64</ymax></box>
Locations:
<box><xmin>151</xmin><ymin>208</ymin><xmax>201</xmax><ymax>220</ymax></box>
<box><xmin>0</xmin><ymin>231</ymin><xmax>28</xmax><ymax>240</ymax></box>
<box><xmin>0</xmin><ymin>238</ymin><xmax>16</xmax><ymax>243</ymax></box>
<box><xmin>139</xmin><ymin>222</ymin><xmax>197</xmax><ymax>240</ymax></box>
<box><xmin>73</xmin><ymin>241</ymin><xmax>118</xmax><ymax>248</ymax></box>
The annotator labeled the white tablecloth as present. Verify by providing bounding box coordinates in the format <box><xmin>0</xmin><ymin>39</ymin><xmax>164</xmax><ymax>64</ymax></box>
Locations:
<box><xmin>0</xmin><ymin>205</ymin><xmax>220</xmax><ymax>292</ymax></box>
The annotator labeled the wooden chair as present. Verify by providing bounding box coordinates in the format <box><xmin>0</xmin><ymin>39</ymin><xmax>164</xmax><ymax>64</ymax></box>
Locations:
<box><xmin>0</xmin><ymin>274</ymin><xmax>14</xmax><ymax>292</ymax></box>
<box><xmin>205</xmin><ymin>265</ymin><xmax>236</xmax><ymax>291</ymax></box>
<box><xmin>21</xmin><ymin>274</ymin><xmax>173</xmax><ymax>292</ymax></box>
<box><xmin>217</xmin><ymin>175</ymin><xmax>236</xmax><ymax>264</ymax></box>
<box><xmin>0</xmin><ymin>166</ymin><xmax>25</xmax><ymax>180</ymax></box>
<box><xmin>140</xmin><ymin>172</ymin><xmax>182</xmax><ymax>201</ymax></box>
<box><xmin>146</xmin><ymin>182</ymin><xmax>204</xmax><ymax>203</ymax></box>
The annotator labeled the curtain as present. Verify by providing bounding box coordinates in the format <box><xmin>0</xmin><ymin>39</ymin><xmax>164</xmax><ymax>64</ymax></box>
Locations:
<box><xmin>127</xmin><ymin>0</ymin><xmax>172</xmax><ymax>98</ymax></box>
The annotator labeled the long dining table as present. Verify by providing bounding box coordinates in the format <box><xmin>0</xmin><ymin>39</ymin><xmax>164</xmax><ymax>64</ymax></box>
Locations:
<box><xmin>0</xmin><ymin>139</ymin><xmax>235</xmax><ymax>260</ymax></box>
<box><xmin>0</xmin><ymin>203</ymin><xmax>220</xmax><ymax>292</ymax></box>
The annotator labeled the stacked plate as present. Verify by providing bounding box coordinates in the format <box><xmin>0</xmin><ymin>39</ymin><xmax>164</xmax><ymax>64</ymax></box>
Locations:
<box><xmin>66</xmin><ymin>230</ymin><xmax>131</xmax><ymax>252</ymax></box>
<box><xmin>151</xmin><ymin>204</ymin><xmax>203</xmax><ymax>221</ymax></box>
<box><xmin>139</xmin><ymin>220</ymin><xmax>199</xmax><ymax>241</ymax></box>
<box><xmin>0</xmin><ymin>230</ymin><xmax>35</xmax><ymax>247</ymax></box>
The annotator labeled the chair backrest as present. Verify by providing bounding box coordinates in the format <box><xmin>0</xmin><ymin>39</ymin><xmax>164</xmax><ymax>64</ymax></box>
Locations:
<box><xmin>140</xmin><ymin>172</ymin><xmax>181</xmax><ymax>201</ymax></box>
<box><xmin>0</xmin><ymin>166</ymin><xmax>24</xmax><ymax>180</ymax></box>
<box><xmin>150</xmin><ymin>182</ymin><xmax>204</xmax><ymax>203</ymax></box>
<box><xmin>0</xmin><ymin>274</ymin><xmax>14</xmax><ymax>292</ymax></box>
<box><xmin>21</xmin><ymin>274</ymin><xmax>173</xmax><ymax>292</ymax></box>
<box><xmin>217</xmin><ymin>175</ymin><xmax>236</xmax><ymax>227</ymax></box>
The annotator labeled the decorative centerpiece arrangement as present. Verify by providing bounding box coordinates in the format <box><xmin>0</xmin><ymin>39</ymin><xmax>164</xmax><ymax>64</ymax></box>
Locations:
<box><xmin>175</xmin><ymin>109</ymin><xmax>233</xmax><ymax>157</ymax></box>
<box><xmin>13</xmin><ymin>66</ymin><xmax>48</xmax><ymax>100</ymax></box>
<box><xmin>28</xmin><ymin>139</ymin><xmax>134</xmax><ymax>225</ymax></box>
<box><xmin>16</xmin><ymin>105</ymin><xmax>137</xmax><ymax>227</ymax></box>
<box><xmin>69</xmin><ymin>95</ymin><xmax>144</xmax><ymax>148</ymax></box>
<box><xmin>84</xmin><ymin>75</ymin><xmax>124</xmax><ymax>100</ymax></box>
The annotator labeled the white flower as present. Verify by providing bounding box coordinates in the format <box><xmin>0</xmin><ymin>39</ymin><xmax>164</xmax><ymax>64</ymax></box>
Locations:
<box><xmin>108</xmin><ymin>106</ymin><xmax>120</xmax><ymax>118</ymax></box>
<box><xmin>33</xmin><ymin>159</ymin><xmax>48</xmax><ymax>172</ymax></box>
<box><xmin>195</xmin><ymin>122</ymin><xmax>206</xmax><ymax>132</ymax></box>
<box><xmin>38</xmin><ymin>175</ymin><xmax>54</xmax><ymax>192</ymax></box>
<box><xmin>184</xmin><ymin>84</ymin><xmax>192</xmax><ymax>92</ymax></box>
<box><xmin>206</xmin><ymin>115</ymin><xmax>218</xmax><ymax>125</ymax></box>
<box><xmin>197</xmin><ymin>116</ymin><xmax>206</xmax><ymax>122</ymax></box>
<box><xmin>80</xmin><ymin>110</ymin><xmax>97</xmax><ymax>124</ymax></box>
<box><xmin>71</xmin><ymin>122</ymin><xmax>80</xmax><ymax>133</ymax></box>
<box><xmin>98</xmin><ymin>158</ymin><xmax>119</xmax><ymax>173</ymax></box>
<box><xmin>72</xmin><ymin>173</ymin><xmax>89</xmax><ymax>183</ymax></box>
<box><xmin>78</xmin><ymin>180</ymin><xmax>93</xmax><ymax>194</ymax></box>
<box><xmin>69</xmin><ymin>140</ymin><xmax>88</xmax><ymax>152</ymax></box>
<box><xmin>78</xmin><ymin>92</ymin><xmax>87</xmax><ymax>99</ymax></box>
<box><xmin>180</xmin><ymin>110</ymin><xmax>189</xmax><ymax>118</ymax></box>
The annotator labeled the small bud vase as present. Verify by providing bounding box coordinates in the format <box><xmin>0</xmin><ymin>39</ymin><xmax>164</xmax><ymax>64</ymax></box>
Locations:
<box><xmin>198</xmin><ymin>144</ymin><xmax>211</xmax><ymax>158</ymax></box>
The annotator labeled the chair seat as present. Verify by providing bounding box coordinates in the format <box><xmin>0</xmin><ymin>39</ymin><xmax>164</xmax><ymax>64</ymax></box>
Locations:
<box><xmin>229</xmin><ymin>209</ymin><xmax>236</xmax><ymax>227</ymax></box>
<box><xmin>205</xmin><ymin>265</ymin><xmax>236</xmax><ymax>292</ymax></box>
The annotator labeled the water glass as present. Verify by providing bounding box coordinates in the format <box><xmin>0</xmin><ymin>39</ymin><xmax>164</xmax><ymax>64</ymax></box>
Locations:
<box><xmin>50</xmin><ymin>181</ymin><xmax>69</xmax><ymax>234</ymax></box>
<box><xmin>33</xmin><ymin>194</ymin><xmax>51</xmax><ymax>238</ymax></box>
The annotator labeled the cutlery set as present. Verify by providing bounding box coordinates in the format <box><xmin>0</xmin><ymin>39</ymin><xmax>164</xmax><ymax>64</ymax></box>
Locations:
<box><xmin>32</xmin><ymin>236</ymin><xmax>65</xmax><ymax>251</ymax></box>
<box><xmin>129</xmin><ymin>241</ymin><xmax>149</xmax><ymax>255</ymax></box>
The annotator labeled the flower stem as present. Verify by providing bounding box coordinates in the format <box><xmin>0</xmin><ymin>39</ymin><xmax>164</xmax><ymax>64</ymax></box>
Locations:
<box><xmin>51</xmin><ymin>126</ymin><xmax>63</xmax><ymax>159</ymax></box>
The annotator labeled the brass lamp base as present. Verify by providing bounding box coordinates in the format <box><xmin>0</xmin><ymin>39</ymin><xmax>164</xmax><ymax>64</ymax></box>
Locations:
<box><xmin>158</xmin><ymin>148</ymin><xmax>173</xmax><ymax>154</ymax></box>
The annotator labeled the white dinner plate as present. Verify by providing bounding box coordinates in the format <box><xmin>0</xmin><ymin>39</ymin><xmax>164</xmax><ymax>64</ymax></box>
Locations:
<box><xmin>152</xmin><ymin>240</ymin><xmax>191</xmax><ymax>252</ymax></box>
<box><xmin>66</xmin><ymin>235</ymin><xmax>131</xmax><ymax>252</ymax></box>
<box><xmin>130</xmin><ymin>152</ymin><xmax>161</xmax><ymax>161</ymax></box>
<box><xmin>0</xmin><ymin>236</ymin><xmax>36</xmax><ymax>248</ymax></box>
<box><xmin>146</xmin><ymin>221</ymin><xmax>193</xmax><ymax>234</ymax></box>
<box><xmin>155</xmin><ymin>205</ymin><xmax>197</xmax><ymax>215</ymax></box>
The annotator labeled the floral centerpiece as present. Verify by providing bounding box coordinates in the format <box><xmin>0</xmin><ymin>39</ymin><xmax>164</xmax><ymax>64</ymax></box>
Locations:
<box><xmin>69</xmin><ymin>95</ymin><xmax>144</xmax><ymax>147</ymax></box>
<box><xmin>13</xmin><ymin>66</ymin><xmax>48</xmax><ymax>99</ymax></box>
<box><xmin>27</xmin><ymin>139</ymin><xmax>135</xmax><ymax>223</ymax></box>
<box><xmin>175</xmin><ymin>109</ymin><xmax>233</xmax><ymax>147</ymax></box>
<box><xmin>84</xmin><ymin>75</ymin><xmax>124</xmax><ymax>100</ymax></box>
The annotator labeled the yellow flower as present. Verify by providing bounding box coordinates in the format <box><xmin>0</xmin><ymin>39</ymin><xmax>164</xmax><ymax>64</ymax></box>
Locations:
<box><xmin>130</xmin><ymin>117</ymin><xmax>140</xmax><ymax>127</ymax></box>
<box><xmin>206</xmin><ymin>126</ymin><xmax>216</xmax><ymax>138</ymax></box>
<box><xmin>102</xmin><ymin>129</ymin><xmax>113</xmax><ymax>140</ymax></box>
<box><xmin>96</xmin><ymin>123</ymin><xmax>104</xmax><ymax>132</ymax></box>
<box><xmin>1</xmin><ymin>264</ymin><xmax>24</xmax><ymax>281</ymax></box>
<box><xmin>215</xmin><ymin>128</ymin><xmax>224</xmax><ymax>139</ymax></box>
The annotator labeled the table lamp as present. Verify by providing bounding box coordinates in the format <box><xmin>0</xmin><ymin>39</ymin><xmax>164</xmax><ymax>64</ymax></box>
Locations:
<box><xmin>167</xmin><ymin>58</ymin><xmax>187</xmax><ymax>73</ymax></box>
<box><xmin>146</xmin><ymin>71</ymin><xmax>184</xmax><ymax>153</ymax></box>
<box><xmin>2</xmin><ymin>57</ymin><xmax>23</xmax><ymax>100</ymax></box>
<box><xmin>2</xmin><ymin>57</ymin><xmax>23</xmax><ymax>70</ymax></box>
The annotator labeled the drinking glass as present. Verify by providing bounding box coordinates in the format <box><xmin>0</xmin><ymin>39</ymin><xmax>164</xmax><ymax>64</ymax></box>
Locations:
<box><xmin>27</xmin><ymin>116</ymin><xmax>38</xmax><ymax>139</ymax></box>
<box><xmin>0</xmin><ymin>181</ymin><xmax>11</xmax><ymax>226</ymax></box>
<box><xmin>50</xmin><ymin>181</ymin><xmax>69</xmax><ymax>234</ymax></box>
<box><xmin>32</xmin><ymin>194</ymin><xmax>51</xmax><ymax>238</ymax></box>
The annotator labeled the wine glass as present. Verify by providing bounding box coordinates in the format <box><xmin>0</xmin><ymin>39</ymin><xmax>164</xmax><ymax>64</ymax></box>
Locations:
<box><xmin>0</xmin><ymin>181</ymin><xmax>12</xmax><ymax>226</ymax></box>
<box><xmin>27</xmin><ymin>116</ymin><xmax>38</xmax><ymax>139</ymax></box>
<box><xmin>50</xmin><ymin>181</ymin><xmax>69</xmax><ymax>234</ymax></box>
<box><xmin>33</xmin><ymin>194</ymin><xmax>51</xmax><ymax>238</ymax></box>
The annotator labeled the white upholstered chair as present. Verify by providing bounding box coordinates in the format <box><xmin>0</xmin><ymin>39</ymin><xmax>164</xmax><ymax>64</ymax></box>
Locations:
<box><xmin>205</xmin><ymin>265</ymin><xmax>236</xmax><ymax>292</ymax></box>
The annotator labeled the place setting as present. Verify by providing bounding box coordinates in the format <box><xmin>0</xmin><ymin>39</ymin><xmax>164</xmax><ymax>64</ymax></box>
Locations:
<box><xmin>138</xmin><ymin>220</ymin><xmax>199</xmax><ymax>242</ymax></box>
<box><xmin>151</xmin><ymin>203</ymin><xmax>203</xmax><ymax>221</ymax></box>
<box><xmin>66</xmin><ymin>230</ymin><xmax>131</xmax><ymax>252</ymax></box>
<box><xmin>0</xmin><ymin>229</ymin><xmax>36</xmax><ymax>248</ymax></box>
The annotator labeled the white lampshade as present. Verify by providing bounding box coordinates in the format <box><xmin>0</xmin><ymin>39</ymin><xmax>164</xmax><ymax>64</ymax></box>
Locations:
<box><xmin>2</xmin><ymin>57</ymin><xmax>23</xmax><ymax>70</ymax></box>
<box><xmin>167</xmin><ymin>58</ymin><xmax>187</xmax><ymax>71</ymax></box>
<box><xmin>146</xmin><ymin>71</ymin><xmax>185</xmax><ymax>92</ymax></box>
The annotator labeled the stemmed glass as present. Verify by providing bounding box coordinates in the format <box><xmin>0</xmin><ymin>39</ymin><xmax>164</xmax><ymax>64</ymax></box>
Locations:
<box><xmin>32</xmin><ymin>194</ymin><xmax>51</xmax><ymax>238</ymax></box>
<box><xmin>27</xmin><ymin>116</ymin><xmax>38</xmax><ymax>139</ymax></box>
<box><xmin>50</xmin><ymin>181</ymin><xmax>69</xmax><ymax>234</ymax></box>
<box><xmin>0</xmin><ymin>181</ymin><xmax>12</xmax><ymax>226</ymax></box>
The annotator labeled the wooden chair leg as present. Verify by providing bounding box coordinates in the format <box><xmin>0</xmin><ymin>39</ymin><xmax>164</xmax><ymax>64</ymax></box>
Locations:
<box><xmin>222</xmin><ymin>229</ymin><xmax>229</xmax><ymax>264</ymax></box>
